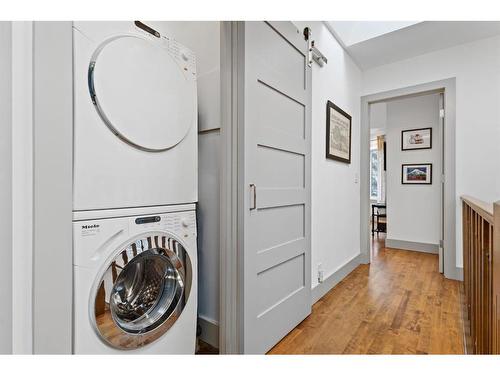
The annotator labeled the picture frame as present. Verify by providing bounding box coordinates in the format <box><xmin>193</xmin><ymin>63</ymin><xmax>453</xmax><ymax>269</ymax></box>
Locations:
<box><xmin>401</xmin><ymin>127</ymin><xmax>432</xmax><ymax>151</ymax></box>
<box><xmin>326</xmin><ymin>101</ymin><xmax>352</xmax><ymax>163</ymax></box>
<box><xmin>401</xmin><ymin>163</ymin><xmax>432</xmax><ymax>185</ymax></box>
<box><xmin>383</xmin><ymin>141</ymin><xmax>387</xmax><ymax>171</ymax></box>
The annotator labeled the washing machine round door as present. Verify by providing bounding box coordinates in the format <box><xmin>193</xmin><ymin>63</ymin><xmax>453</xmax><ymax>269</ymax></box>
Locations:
<box><xmin>92</xmin><ymin>233</ymin><xmax>192</xmax><ymax>350</ymax></box>
<box><xmin>88</xmin><ymin>35</ymin><xmax>196</xmax><ymax>152</ymax></box>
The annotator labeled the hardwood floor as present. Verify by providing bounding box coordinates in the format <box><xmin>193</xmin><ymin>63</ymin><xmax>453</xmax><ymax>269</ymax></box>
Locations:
<box><xmin>268</xmin><ymin>235</ymin><xmax>464</xmax><ymax>354</ymax></box>
<box><xmin>197</xmin><ymin>339</ymin><xmax>219</xmax><ymax>355</ymax></box>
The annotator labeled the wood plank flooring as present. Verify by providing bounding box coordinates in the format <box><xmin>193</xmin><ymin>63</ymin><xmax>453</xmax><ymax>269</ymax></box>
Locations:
<box><xmin>268</xmin><ymin>235</ymin><xmax>464</xmax><ymax>354</ymax></box>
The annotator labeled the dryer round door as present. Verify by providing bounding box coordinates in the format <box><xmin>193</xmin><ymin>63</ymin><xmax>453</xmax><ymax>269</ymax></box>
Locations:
<box><xmin>92</xmin><ymin>232</ymin><xmax>192</xmax><ymax>350</ymax></box>
<box><xmin>88</xmin><ymin>35</ymin><xmax>196</xmax><ymax>152</ymax></box>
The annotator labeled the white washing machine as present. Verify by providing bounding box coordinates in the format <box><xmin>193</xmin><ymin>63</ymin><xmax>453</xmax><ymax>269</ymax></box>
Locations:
<box><xmin>72</xmin><ymin>204</ymin><xmax>197</xmax><ymax>353</ymax></box>
<box><xmin>73</xmin><ymin>21</ymin><xmax>198</xmax><ymax>211</ymax></box>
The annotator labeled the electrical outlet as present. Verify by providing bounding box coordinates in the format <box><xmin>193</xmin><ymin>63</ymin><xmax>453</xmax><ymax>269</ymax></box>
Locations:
<box><xmin>317</xmin><ymin>263</ymin><xmax>324</xmax><ymax>283</ymax></box>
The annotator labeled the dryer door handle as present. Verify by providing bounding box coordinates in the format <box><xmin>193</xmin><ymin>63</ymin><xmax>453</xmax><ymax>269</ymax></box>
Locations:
<box><xmin>88</xmin><ymin>61</ymin><xmax>97</xmax><ymax>105</ymax></box>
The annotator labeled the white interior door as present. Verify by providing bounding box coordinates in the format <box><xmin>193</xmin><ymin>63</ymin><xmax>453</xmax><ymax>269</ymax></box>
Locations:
<box><xmin>239</xmin><ymin>21</ymin><xmax>312</xmax><ymax>354</ymax></box>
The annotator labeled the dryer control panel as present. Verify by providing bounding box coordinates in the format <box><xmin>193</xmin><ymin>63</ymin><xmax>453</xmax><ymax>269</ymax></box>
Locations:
<box><xmin>132</xmin><ymin>20</ymin><xmax>197</xmax><ymax>77</ymax></box>
<box><xmin>162</xmin><ymin>37</ymin><xmax>197</xmax><ymax>78</ymax></box>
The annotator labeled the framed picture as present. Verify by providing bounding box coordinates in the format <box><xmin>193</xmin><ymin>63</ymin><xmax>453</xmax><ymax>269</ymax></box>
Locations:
<box><xmin>401</xmin><ymin>163</ymin><xmax>432</xmax><ymax>185</ymax></box>
<box><xmin>326</xmin><ymin>101</ymin><xmax>352</xmax><ymax>163</ymax></box>
<box><xmin>383</xmin><ymin>141</ymin><xmax>387</xmax><ymax>171</ymax></box>
<box><xmin>401</xmin><ymin>127</ymin><xmax>432</xmax><ymax>151</ymax></box>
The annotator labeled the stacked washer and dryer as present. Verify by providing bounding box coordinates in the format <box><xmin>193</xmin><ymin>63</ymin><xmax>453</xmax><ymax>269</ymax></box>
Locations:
<box><xmin>72</xmin><ymin>22</ymin><xmax>198</xmax><ymax>353</ymax></box>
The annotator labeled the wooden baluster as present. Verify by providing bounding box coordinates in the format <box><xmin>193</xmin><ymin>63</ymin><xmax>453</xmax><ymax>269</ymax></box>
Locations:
<box><xmin>476</xmin><ymin>211</ymin><xmax>481</xmax><ymax>352</ymax></box>
<box><xmin>482</xmin><ymin>219</ymin><xmax>491</xmax><ymax>353</ymax></box>
<box><xmin>480</xmin><ymin>216</ymin><xmax>484</xmax><ymax>353</ymax></box>
<box><xmin>487</xmin><ymin>222</ymin><xmax>493</xmax><ymax>353</ymax></box>
<box><xmin>463</xmin><ymin>203</ymin><xmax>471</xmax><ymax>352</ymax></box>
<box><xmin>469</xmin><ymin>210</ymin><xmax>476</xmax><ymax>353</ymax></box>
<box><xmin>476</xmin><ymin>213</ymin><xmax>480</xmax><ymax>353</ymax></box>
<box><xmin>463</xmin><ymin>203</ymin><xmax>469</xmax><ymax>324</ymax></box>
<box><xmin>472</xmin><ymin>211</ymin><xmax>479</xmax><ymax>353</ymax></box>
<box><xmin>467</xmin><ymin>205</ymin><xmax>472</xmax><ymax>332</ymax></box>
<box><xmin>493</xmin><ymin>201</ymin><xmax>500</xmax><ymax>354</ymax></box>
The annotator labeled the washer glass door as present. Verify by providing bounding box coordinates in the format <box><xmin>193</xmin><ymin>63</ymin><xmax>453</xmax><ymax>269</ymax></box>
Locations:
<box><xmin>93</xmin><ymin>233</ymin><xmax>192</xmax><ymax>350</ymax></box>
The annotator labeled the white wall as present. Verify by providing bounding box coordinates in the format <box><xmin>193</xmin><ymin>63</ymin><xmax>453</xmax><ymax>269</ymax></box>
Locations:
<box><xmin>385</xmin><ymin>93</ymin><xmax>441</xmax><ymax>245</ymax></box>
<box><xmin>197</xmin><ymin>131</ymin><xmax>220</xmax><ymax>328</ymax></box>
<box><xmin>0</xmin><ymin>21</ymin><xmax>13</xmax><ymax>354</ymax></box>
<box><xmin>363</xmin><ymin>34</ymin><xmax>500</xmax><ymax>267</ymax></box>
<box><xmin>369</xmin><ymin>102</ymin><xmax>387</xmax><ymax>135</ymax></box>
<box><xmin>151</xmin><ymin>22</ymin><xmax>221</xmax><ymax>328</ymax></box>
<box><xmin>295</xmin><ymin>22</ymin><xmax>363</xmax><ymax>290</ymax></box>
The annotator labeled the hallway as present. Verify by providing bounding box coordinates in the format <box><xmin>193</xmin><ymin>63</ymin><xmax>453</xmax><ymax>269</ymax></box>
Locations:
<box><xmin>268</xmin><ymin>236</ymin><xmax>464</xmax><ymax>354</ymax></box>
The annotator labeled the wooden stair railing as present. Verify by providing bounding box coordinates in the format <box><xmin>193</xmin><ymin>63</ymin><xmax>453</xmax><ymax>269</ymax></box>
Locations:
<box><xmin>495</xmin><ymin>199</ymin><xmax>500</xmax><ymax>354</ymax></box>
<box><xmin>461</xmin><ymin>196</ymin><xmax>500</xmax><ymax>354</ymax></box>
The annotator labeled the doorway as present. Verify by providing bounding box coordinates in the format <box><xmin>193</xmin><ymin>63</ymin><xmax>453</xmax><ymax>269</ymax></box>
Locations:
<box><xmin>360</xmin><ymin>79</ymin><xmax>460</xmax><ymax>281</ymax></box>
<box><xmin>368</xmin><ymin>92</ymin><xmax>444</xmax><ymax>269</ymax></box>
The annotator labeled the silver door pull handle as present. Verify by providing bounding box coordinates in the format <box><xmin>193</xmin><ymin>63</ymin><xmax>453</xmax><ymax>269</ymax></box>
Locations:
<box><xmin>250</xmin><ymin>184</ymin><xmax>256</xmax><ymax>210</ymax></box>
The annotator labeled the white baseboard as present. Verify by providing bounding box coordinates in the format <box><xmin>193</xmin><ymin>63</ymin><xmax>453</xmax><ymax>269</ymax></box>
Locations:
<box><xmin>385</xmin><ymin>238</ymin><xmax>439</xmax><ymax>254</ymax></box>
<box><xmin>198</xmin><ymin>315</ymin><xmax>219</xmax><ymax>349</ymax></box>
<box><xmin>448</xmin><ymin>266</ymin><xmax>463</xmax><ymax>281</ymax></box>
<box><xmin>359</xmin><ymin>252</ymin><xmax>370</xmax><ymax>264</ymax></box>
<box><xmin>312</xmin><ymin>254</ymin><xmax>362</xmax><ymax>304</ymax></box>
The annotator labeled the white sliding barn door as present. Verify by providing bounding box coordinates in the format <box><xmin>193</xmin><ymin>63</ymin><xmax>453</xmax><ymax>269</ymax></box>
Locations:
<box><xmin>238</xmin><ymin>21</ymin><xmax>312</xmax><ymax>354</ymax></box>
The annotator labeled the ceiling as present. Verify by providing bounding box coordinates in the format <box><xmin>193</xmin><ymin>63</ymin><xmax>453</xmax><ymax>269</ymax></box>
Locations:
<box><xmin>328</xmin><ymin>21</ymin><xmax>420</xmax><ymax>46</ymax></box>
<box><xmin>325</xmin><ymin>21</ymin><xmax>500</xmax><ymax>70</ymax></box>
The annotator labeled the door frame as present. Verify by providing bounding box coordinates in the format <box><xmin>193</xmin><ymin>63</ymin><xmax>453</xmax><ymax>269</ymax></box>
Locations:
<box><xmin>0</xmin><ymin>21</ymin><xmax>13</xmax><ymax>355</ymax></box>
<box><xmin>219</xmin><ymin>21</ymin><xmax>241</xmax><ymax>354</ymax></box>
<box><xmin>10</xmin><ymin>21</ymin><xmax>74</xmax><ymax>354</ymax></box>
<box><xmin>360</xmin><ymin>78</ymin><xmax>461</xmax><ymax>281</ymax></box>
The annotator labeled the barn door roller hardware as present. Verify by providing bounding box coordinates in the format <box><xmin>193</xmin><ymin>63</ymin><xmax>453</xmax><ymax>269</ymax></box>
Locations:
<box><xmin>303</xmin><ymin>27</ymin><xmax>328</xmax><ymax>67</ymax></box>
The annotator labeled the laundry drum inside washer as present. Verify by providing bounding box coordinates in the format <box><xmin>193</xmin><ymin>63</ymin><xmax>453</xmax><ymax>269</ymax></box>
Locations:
<box><xmin>93</xmin><ymin>233</ymin><xmax>192</xmax><ymax>350</ymax></box>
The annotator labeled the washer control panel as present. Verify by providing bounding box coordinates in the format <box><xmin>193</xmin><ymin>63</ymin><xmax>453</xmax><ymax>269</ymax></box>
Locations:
<box><xmin>135</xmin><ymin>215</ymin><xmax>161</xmax><ymax>225</ymax></box>
<box><xmin>130</xmin><ymin>210</ymin><xmax>197</xmax><ymax>239</ymax></box>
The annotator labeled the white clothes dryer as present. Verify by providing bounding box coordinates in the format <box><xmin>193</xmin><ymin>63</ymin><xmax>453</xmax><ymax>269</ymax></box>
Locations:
<box><xmin>73</xmin><ymin>21</ymin><xmax>198</xmax><ymax>211</ymax></box>
<box><xmin>72</xmin><ymin>204</ymin><xmax>197</xmax><ymax>353</ymax></box>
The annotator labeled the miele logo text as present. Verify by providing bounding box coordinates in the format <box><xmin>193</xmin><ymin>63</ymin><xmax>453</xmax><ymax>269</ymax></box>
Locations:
<box><xmin>82</xmin><ymin>224</ymin><xmax>100</xmax><ymax>229</ymax></box>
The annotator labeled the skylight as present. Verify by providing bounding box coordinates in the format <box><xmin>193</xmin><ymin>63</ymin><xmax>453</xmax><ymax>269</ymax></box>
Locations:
<box><xmin>327</xmin><ymin>21</ymin><xmax>420</xmax><ymax>46</ymax></box>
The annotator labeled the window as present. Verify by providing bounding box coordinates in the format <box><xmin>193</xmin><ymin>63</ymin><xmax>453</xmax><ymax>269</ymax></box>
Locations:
<box><xmin>370</xmin><ymin>139</ymin><xmax>379</xmax><ymax>200</ymax></box>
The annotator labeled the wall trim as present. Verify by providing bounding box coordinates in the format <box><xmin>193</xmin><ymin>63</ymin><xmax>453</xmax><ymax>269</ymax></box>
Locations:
<box><xmin>385</xmin><ymin>239</ymin><xmax>439</xmax><ymax>254</ymax></box>
<box><xmin>358</xmin><ymin>253</ymin><xmax>370</xmax><ymax>264</ymax></box>
<box><xmin>0</xmin><ymin>21</ymin><xmax>13</xmax><ymax>355</ymax></box>
<box><xmin>454</xmin><ymin>266</ymin><xmax>464</xmax><ymax>282</ymax></box>
<box><xmin>312</xmin><ymin>254</ymin><xmax>362</xmax><ymax>304</ymax></box>
<box><xmin>198</xmin><ymin>315</ymin><xmax>219</xmax><ymax>349</ymax></box>
<box><xmin>11</xmin><ymin>21</ymin><xmax>34</xmax><ymax>354</ymax></box>
<box><xmin>218</xmin><ymin>21</ymin><xmax>241</xmax><ymax>354</ymax></box>
<box><xmin>32</xmin><ymin>21</ymin><xmax>73</xmax><ymax>354</ymax></box>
